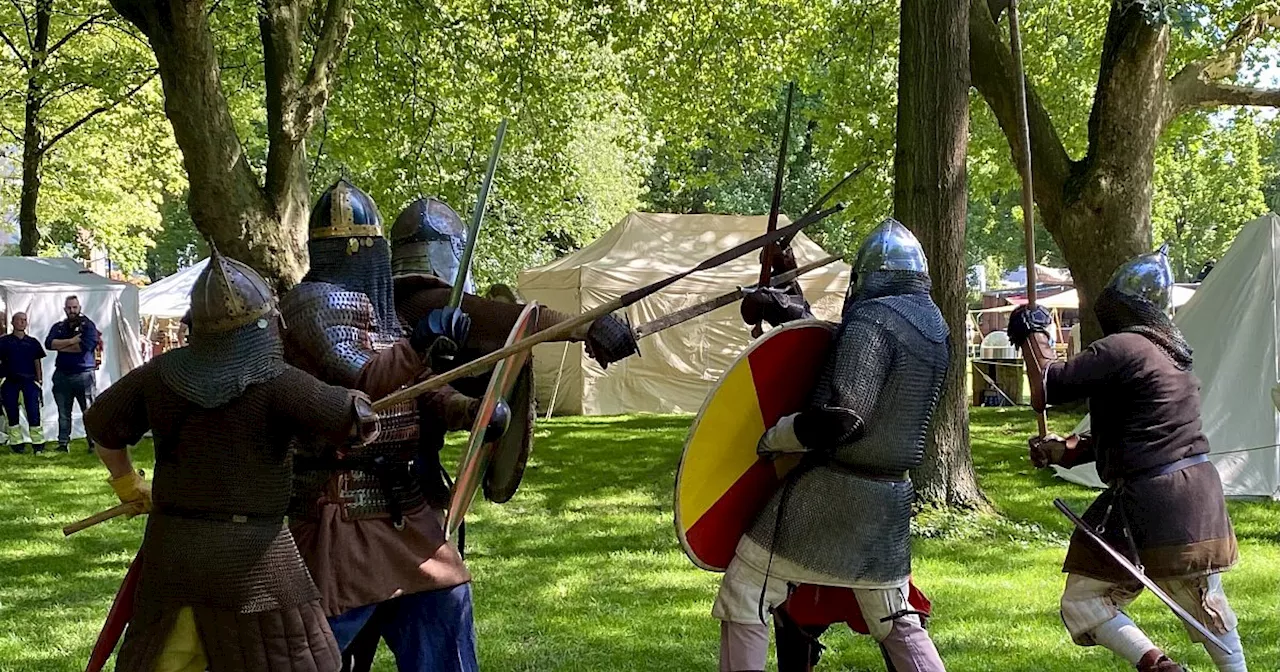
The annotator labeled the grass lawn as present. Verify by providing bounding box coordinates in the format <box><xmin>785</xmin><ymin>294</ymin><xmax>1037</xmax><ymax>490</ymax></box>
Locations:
<box><xmin>1</xmin><ymin>408</ymin><xmax>1276</xmax><ymax>671</ymax></box>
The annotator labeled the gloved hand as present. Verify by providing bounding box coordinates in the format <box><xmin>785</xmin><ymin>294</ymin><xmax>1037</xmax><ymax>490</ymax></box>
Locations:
<box><xmin>1028</xmin><ymin>433</ymin><xmax>1072</xmax><ymax>469</ymax></box>
<box><xmin>411</xmin><ymin>307</ymin><xmax>472</xmax><ymax>355</ymax></box>
<box><xmin>1007</xmin><ymin>305</ymin><xmax>1054</xmax><ymax>350</ymax></box>
<box><xmin>108</xmin><ymin>469</ymin><xmax>152</xmax><ymax>517</ymax></box>
<box><xmin>584</xmin><ymin>313</ymin><xmax>638</xmax><ymax>369</ymax></box>
<box><xmin>760</xmin><ymin>244</ymin><xmax>798</xmax><ymax>277</ymax></box>
<box><xmin>756</xmin><ymin>413</ymin><xmax>809</xmax><ymax>460</ymax></box>
<box><xmin>740</xmin><ymin>286</ymin><xmax>812</xmax><ymax>328</ymax></box>
<box><xmin>484</xmin><ymin>399</ymin><xmax>511</xmax><ymax>443</ymax></box>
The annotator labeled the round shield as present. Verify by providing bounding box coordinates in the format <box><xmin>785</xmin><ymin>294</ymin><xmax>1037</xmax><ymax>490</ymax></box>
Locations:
<box><xmin>674</xmin><ymin>319</ymin><xmax>835</xmax><ymax>571</ymax></box>
<box><xmin>482</xmin><ymin>357</ymin><xmax>535</xmax><ymax>503</ymax></box>
<box><xmin>446</xmin><ymin>302</ymin><xmax>540</xmax><ymax>540</ymax></box>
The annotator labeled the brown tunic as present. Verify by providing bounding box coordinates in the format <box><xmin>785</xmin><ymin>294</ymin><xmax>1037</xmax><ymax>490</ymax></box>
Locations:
<box><xmin>1046</xmin><ymin>332</ymin><xmax>1237</xmax><ymax>582</ymax></box>
<box><xmin>85</xmin><ymin>360</ymin><xmax>360</xmax><ymax>672</ymax></box>
<box><xmin>393</xmin><ymin>274</ymin><xmax>577</xmax><ymax>357</ymax></box>
<box><xmin>281</xmin><ymin>301</ymin><xmax>471</xmax><ymax>617</ymax></box>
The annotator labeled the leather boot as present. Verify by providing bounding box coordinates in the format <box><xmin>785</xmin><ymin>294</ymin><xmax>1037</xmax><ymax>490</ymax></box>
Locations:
<box><xmin>774</xmin><ymin>608</ymin><xmax>827</xmax><ymax>672</ymax></box>
<box><xmin>1137</xmin><ymin>650</ymin><xmax>1186</xmax><ymax>672</ymax></box>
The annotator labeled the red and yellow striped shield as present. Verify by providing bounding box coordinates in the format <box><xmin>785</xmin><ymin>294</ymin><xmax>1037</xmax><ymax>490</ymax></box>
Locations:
<box><xmin>675</xmin><ymin>320</ymin><xmax>835</xmax><ymax>571</ymax></box>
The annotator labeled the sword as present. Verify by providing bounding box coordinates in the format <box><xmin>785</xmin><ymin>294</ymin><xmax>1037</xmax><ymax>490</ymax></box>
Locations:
<box><xmin>1053</xmin><ymin>498</ymin><xmax>1232</xmax><ymax>655</ymax></box>
<box><xmin>371</xmin><ymin>203</ymin><xmax>845</xmax><ymax>413</ymax></box>
<box><xmin>751</xmin><ymin>82</ymin><xmax>796</xmax><ymax>339</ymax></box>
<box><xmin>63</xmin><ymin>501</ymin><xmax>144</xmax><ymax>536</ymax></box>
<box><xmin>449</xmin><ymin>119</ymin><xmax>508</xmax><ymax>308</ymax></box>
<box><xmin>633</xmin><ymin>254</ymin><xmax>842</xmax><ymax>339</ymax></box>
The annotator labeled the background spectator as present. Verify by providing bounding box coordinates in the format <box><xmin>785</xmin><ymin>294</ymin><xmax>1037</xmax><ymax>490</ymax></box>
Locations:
<box><xmin>45</xmin><ymin>296</ymin><xmax>98</xmax><ymax>453</ymax></box>
<box><xmin>0</xmin><ymin>312</ymin><xmax>46</xmax><ymax>453</ymax></box>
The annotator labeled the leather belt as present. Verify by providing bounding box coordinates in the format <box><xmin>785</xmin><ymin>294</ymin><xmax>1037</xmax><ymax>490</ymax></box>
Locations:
<box><xmin>1111</xmin><ymin>453</ymin><xmax>1209</xmax><ymax>487</ymax></box>
<box><xmin>155</xmin><ymin>505</ymin><xmax>284</xmax><ymax>527</ymax></box>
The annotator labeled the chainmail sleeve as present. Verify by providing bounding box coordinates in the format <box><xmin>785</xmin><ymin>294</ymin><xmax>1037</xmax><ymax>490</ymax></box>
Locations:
<box><xmin>273</xmin><ymin>366</ymin><xmax>365</xmax><ymax>452</ymax></box>
<box><xmin>793</xmin><ymin>312</ymin><xmax>896</xmax><ymax>449</ymax></box>
<box><xmin>84</xmin><ymin>363</ymin><xmax>153</xmax><ymax>450</ymax></box>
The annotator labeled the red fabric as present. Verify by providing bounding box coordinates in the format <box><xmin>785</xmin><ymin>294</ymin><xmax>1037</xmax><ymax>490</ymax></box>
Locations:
<box><xmin>86</xmin><ymin>553</ymin><xmax>141</xmax><ymax>672</ymax></box>
<box><xmin>779</xmin><ymin>580</ymin><xmax>932</xmax><ymax>635</ymax></box>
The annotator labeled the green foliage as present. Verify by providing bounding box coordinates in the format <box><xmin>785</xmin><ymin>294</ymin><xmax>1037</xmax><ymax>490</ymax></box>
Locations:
<box><xmin>3</xmin><ymin>411</ymin><xmax>1279</xmax><ymax>670</ymax></box>
<box><xmin>1153</xmin><ymin>112</ymin><xmax>1270</xmax><ymax>281</ymax></box>
<box><xmin>0</xmin><ymin>0</ymin><xmax>183</xmax><ymax>274</ymax></box>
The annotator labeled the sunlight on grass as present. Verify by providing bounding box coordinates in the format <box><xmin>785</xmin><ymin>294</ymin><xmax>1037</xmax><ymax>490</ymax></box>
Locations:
<box><xmin>0</xmin><ymin>410</ymin><xmax>1276</xmax><ymax>670</ymax></box>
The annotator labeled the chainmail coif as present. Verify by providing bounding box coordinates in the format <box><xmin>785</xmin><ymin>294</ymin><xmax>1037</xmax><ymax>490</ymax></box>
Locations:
<box><xmin>155</xmin><ymin>319</ymin><xmax>285</xmax><ymax>409</ymax></box>
<box><xmin>305</xmin><ymin>237</ymin><xmax>403</xmax><ymax>337</ymax></box>
<box><xmin>1095</xmin><ymin>287</ymin><xmax>1193</xmax><ymax>371</ymax></box>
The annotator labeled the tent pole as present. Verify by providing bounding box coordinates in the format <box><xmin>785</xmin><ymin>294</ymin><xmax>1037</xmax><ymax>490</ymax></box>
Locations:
<box><xmin>545</xmin><ymin>342</ymin><xmax>571</xmax><ymax>421</ymax></box>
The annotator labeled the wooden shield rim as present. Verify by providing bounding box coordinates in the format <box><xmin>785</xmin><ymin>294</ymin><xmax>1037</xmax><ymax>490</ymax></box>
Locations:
<box><xmin>482</xmin><ymin>358</ymin><xmax>535</xmax><ymax>503</ymax></box>
<box><xmin>673</xmin><ymin>319</ymin><xmax>835</xmax><ymax>572</ymax></box>
<box><xmin>446</xmin><ymin>302</ymin><xmax>540</xmax><ymax>539</ymax></box>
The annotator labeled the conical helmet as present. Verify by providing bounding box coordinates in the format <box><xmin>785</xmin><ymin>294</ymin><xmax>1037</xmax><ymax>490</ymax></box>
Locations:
<box><xmin>309</xmin><ymin>178</ymin><xmax>383</xmax><ymax>241</ymax></box>
<box><xmin>189</xmin><ymin>245</ymin><xmax>276</xmax><ymax>334</ymax></box>
<box><xmin>390</xmin><ymin>197</ymin><xmax>474</xmax><ymax>291</ymax></box>
<box><xmin>850</xmin><ymin>218</ymin><xmax>928</xmax><ymax>289</ymax></box>
<box><xmin>1104</xmin><ymin>243</ymin><xmax>1175</xmax><ymax>314</ymax></box>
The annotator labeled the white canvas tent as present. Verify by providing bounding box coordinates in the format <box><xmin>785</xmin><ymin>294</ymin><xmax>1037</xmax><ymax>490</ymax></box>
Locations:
<box><xmin>518</xmin><ymin>212</ymin><xmax>851</xmax><ymax>415</ymax></box>
<box><xmin>139</xmin><ymin>258</ymin><xmax>208</xmax><ymax>321</ymax></box>
<box><xmin>0</xmin><ymin>257</ymin><xmax>144</xmax><ymax>440</ymax></box>
<box><xmin>1057</xmin><ymin>214</ymin><xmax>1280</xmax><ymax>498</ymax></box>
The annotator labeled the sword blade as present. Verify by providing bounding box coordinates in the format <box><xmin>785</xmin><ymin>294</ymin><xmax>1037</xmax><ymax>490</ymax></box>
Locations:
<box><xmin>633</xmin><ymin>255</ymin><xmax>841</xmax><ymax>339</ymax></box>
<box><xmin>1053</xmin><ymin>498</ymin><xmax>1232</xmax><ymax>655</ymax></box>
<box><xmin>449</xmin><ymin>119</ymin><xmax>509</xmax><ymax>308</ymax></box>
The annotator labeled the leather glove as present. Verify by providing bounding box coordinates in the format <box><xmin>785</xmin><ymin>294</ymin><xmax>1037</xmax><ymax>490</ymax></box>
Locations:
<box><xmin>108</xmin><ymin>469</ymin><xmax>152</xmax><ymax>517</ymax></box>
<box><xmin>485</xmin><ymin>399</ymin><xmax>511</xmax><ymax>443</ymax></box>
<box><xmin>761</xmin><ymin>244</ymin><xmax>798</xmax><ymax>276</ymax></box>
<box><xmin>740</xmin><ymin>287</ymin><xmax>812</xmax><ymax>327</ymax></box>
<box><xmin>756</xmin><ymin>413</ymin><xmax>809</xmax><ymax>460</ymax></box>
<box><xmin>1007</xmin><ymin>305</ymin><xmax>1054</xmax><ymax>350</ymax></box>
<box><xmin>411</xmin><ymin>307</ymin><xmax>472</xmax><ymax>355</ymax></box>
<box><xmin>584</xmin><ymin>313</ymin><xmax>638</xmax><ymax>369</ymax></box>
<box><xmin>1028</xmin><ymin>433</ymin><xmax>1071</xmax><ymax>469</ymax></box>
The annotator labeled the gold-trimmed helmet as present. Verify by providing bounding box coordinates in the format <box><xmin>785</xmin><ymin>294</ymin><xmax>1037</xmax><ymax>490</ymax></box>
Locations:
<box><xmin>189</xmin><ymin>245</ymin><xmax>276</xmax><ymax>334</ymax></box>
<box><xmin>309</xmin><ymin>178</ymin><xmax>384</xmax><ymax>243</ymax></box>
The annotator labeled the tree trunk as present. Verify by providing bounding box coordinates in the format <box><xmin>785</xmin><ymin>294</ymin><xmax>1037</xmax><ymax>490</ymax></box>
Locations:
<box><xmin>110</xmin><ymin>0</ymin><xmax>307</xmax><ymax>293</ymax></box>
<box><xmin>18</xmin><ymin>0</ymin><xmax>51</xmax><ymax>256</ymax></box>
<box><xmin>895</xmin><ymin>0</ymin><xmax>984</xmax><ymax>507</ymax></box>
<box><xmin>970</xmin><ymin>1</ymin><xmax>1172</xmax><ymax>345</ymax></box>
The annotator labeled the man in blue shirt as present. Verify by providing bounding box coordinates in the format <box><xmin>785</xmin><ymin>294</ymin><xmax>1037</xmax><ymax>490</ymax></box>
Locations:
<box><xmin>0</xmin><ymin>312</ymin><xmax>46</xmax><ymax>453</ymax></box>
<box><xmin>45</xmin><ymin>295</ymin><xmax>98</xmax><ymax>453</ymax></box>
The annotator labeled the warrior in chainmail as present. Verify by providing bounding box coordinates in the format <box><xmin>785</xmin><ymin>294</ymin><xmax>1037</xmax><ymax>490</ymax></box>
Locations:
<box><xmin>86</xmin><ymin>247</ymin><xmax>378</xmax><ymax>672</ymax></box>
<box><xmin>1009</xmin><ymin>246</ymin><xmax>1244</xmax><ymax>672</ymax></box>
<box><xmin>389</xmin><ymin>196</ymin><xmax>639</xmax><ymax>505</ymax></box>
<box><xmin>282</xmin><ymin>180</ymin><xmax>507</xmax><ymax>672</ymax></box>
<box><xmin>713</xmin><ymin>219</ymin><xmax>950</xmax><ymax>672</ymax></box>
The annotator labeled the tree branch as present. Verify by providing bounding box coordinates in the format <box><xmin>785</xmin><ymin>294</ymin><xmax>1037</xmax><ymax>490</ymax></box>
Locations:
<box><xmin>968</xmin><ymin>0</ymin><xmax>1072</xmax><ymax>219</ymax></box>
<box><xmin>1170</xmin><ymin>7</ymin><xmax>1280</xmax><ymax>117</ymax></box>
<box><xmin>0</xmin><ymin>23</ymin><xmax>28</xmax><ymax>67</ymax></box>
<box><xmin>291</xmin><ymin>0</ymin><xmax>352</xmax><ymax>140</ymax></box>
<box><xmin>0</xmin><ymin>118</ymin><xmax>21</xmax><ymax>143</ymax></box>
<box><xmin>41</xmin><ymin>70</ymin><xmax>155</xmax><ymax>154</ymax></box>
<box><xmin>47</xmin><ymin>11</ymin><xmax>106</xmax><ymax>56</ymax></box>
<box><xmin>8</xmin><ymin>0</ymin><xmax>31</xmax><ymax>48</ymax></box>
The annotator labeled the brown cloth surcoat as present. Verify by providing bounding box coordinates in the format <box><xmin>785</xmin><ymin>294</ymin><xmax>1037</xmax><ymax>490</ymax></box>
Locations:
<box><xmin>85</xmin><ymin>360</ymin><xmax>361</xmax><ymax>672</ymax></box>
<box><xmin>281</xmin><ymin>281</ymin><xmax>471</xmax><ymax>617</ymax></box>
<box><xmin>1046</xmin><ymin>332</ymin><xmax>1237</xmax><ymax>583</ymax></box>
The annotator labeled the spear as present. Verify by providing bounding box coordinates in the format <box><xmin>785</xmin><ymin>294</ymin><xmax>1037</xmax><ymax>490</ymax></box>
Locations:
<box><xmin>751</xmin><ymin>82</ymin><xmax>796</xmax><ymax>338</ymax></box>
<box><xmin>1007</xmin><ymin>0</ymin><xmax>1048</xmax><ymax>437</ymax></box>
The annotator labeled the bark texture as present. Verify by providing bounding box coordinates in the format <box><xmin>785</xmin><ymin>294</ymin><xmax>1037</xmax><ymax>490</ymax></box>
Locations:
<box><xmin>109</xmin><ymin>0</ymin><xmax>352</xmax><ymax>292</ymax></box>
<box><xmin>895</xmin><ymin>0</ymin><xmax>983</xmax><ymax>507</ymax></box>
<box><xmin>970</xmin><ymin>0</ymin><xmax>1280</xmax><ymax>343</ymax></box>
<box><xmin>17</xmin><ymin>0</ymin><xmax>51</xmax><ymax>256</ymax></box>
